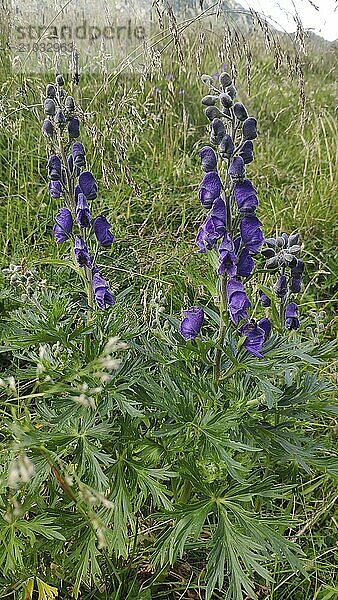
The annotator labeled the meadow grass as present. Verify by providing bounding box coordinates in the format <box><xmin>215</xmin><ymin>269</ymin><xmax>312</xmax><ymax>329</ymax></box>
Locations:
<box><xmin>0</xmin><ymin>20</ymin><xmax>337</xmax><ymax>599</ymax></box>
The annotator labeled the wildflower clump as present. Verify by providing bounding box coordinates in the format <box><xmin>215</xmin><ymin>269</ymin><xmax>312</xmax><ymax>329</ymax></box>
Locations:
<box><xmin>180</xmin><ymin>71</ymin><xmax>305</xmax><ymax>376</ymax></box>
<box><xmin>42</xmin><ymin>74</ymin><xmax>115</xmax><ymax>311</ymax></box>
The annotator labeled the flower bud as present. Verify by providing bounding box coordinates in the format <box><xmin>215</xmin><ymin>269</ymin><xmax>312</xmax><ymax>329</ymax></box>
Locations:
<box><xmin>54</xmin><ymin>108</ymin><xmax>66</xmax><ymax>129</ymax></box>
<box><xmin>228</xmin><ymin>156</ymin><xmax>245</xmax><ymax>180</ymax></box>
<box><xmin>65</xmin><ymin>95</ymin><xmax>75</xmax><ymax>111</ymax></box>
<box><xmin>210</xmin><ymin>118</ymin><xmax>226</xmax><ymax>145</ymax></box>
<box><xmin>288</xmin><ymin>244</ymin><xmax>301</xmax><ymax>254</ymax></box>
<box><xmin>283</xmin><ymin>253</ymin><xmax>298</xmax><ymax>267</ymax></box>
<box><xmin>274</xmin><ymin>275</ymin><xmax>288</xmax><ymax>298</ymax></box>
<box><xmin>239</xmin><ymin>140</ymin><xmax>254</xmax><ymax>164</ymax></box>
<box><xmin>219</xmin><ymin>72</ymin><xmax>232</xmax><ymax>89</ymax></box>
<box><xmin>259</xmin><ymin>289</ymin><xmax>271</xmax><ymax>307</ymax></box>
<box><xmin>243</xmin><ymin>117</ymin><xmax>257</xmax><ymax>140</ymax></box>
<box><xmin>275</xmin><ymin>236</ymin><xmax>285</xmax><ymax>248</ymax></box>
<box><xmin>233</xmin><ymin>102</ymin><xmax>248</xmax><ymax>121</ymax></box>
<box><xmin>219</xmin><ymin>134</ymin><xmax>235</xmax><ymax>159</ymax></box>
<box><xmin>68</xmin><ymin>117</ymin><xmax>80</xmax><ymax>139</ymax></box>
<box><xmin>266</xmin><ymin>256</ymin><xmax>279</xmax><ymax>269</ymax></box>
<box><xmin>56</xmin><ymin>74</ymin><xmax>64</xmax><ymax>86</ymax></box>
<box><xmin>42</xmin><ymin>119</ymin><xmax>54</xmax><ymax>137</ymax></box>
<box><xmin>46</xmin><ymin>84</ymin><xmax>56</xmax><ymax>98</ymax></box>
<box><xmin>281</xmin><ymin>232</ymin><xmax>289</xmax><ymax>245</ymax></box>
<box><xmin>261</xmin><ymin>247</ymin><xmax>275</xmax><ymax>258</ymax></box>
<box><xmin>288</xmin><ymin>232</ymin><xmax>300</xmax><ymax>246</ymax></box>
<box><xmin>205</xmin><ymin>106</ymin><xmax>224</xmax><ymax>121</ymax></box>
<box><xmin>264</xmin><ymin>238</ymin><xmax>277</xmax><ymax>247</ymax></box>
<box><xmin>201</xmin><ymin>95</ymin><xmax>218</xmax><ymax>106</ymax></box>
<box><xmin>199</xmin><ymin>146</ymin><xmax>217</xmax><ymax>172</ymax></box>
<box><xmin>226</xmin><ymin>84</ymin><xmax>237</xmax><ymax>99</ymax></box>
<box><xmin>44</xmin><ymin>98</ymin><xmax>56</xmax><ymax>116</ymax></box>
<box><xmin>219</xmin><ymin>93</ymin><xmax>233</xmax><ymax>108</ymax></box>
<box><xmin>201</xmin><ymin>74</ymin><xmax>213</xmax><ymax>86</ymax></box>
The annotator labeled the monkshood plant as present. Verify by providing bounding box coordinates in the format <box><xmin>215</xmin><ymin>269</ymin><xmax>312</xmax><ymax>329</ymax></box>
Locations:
<box><xmin>179</xmin><ymin>71</ymin><xmax>304</xmax><ymax>382</ymax></box>
<box><xmin>42</xmin><ymin>75</ymin><xmax>115</xmax><ymax>324</ymax></box>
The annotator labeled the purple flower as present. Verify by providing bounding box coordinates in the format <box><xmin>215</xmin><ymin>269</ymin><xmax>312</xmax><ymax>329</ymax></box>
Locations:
<box><xmin>228</xmin><ymin>156</ymin><xmax>245</xmax><ymax>181</ymax></box>
<box><xmin>48</xmin><ymin>180</ymin><xmax>62</xmax><ymax>199</ymax></box>
<box><xmin>237</xmin><ymin>248</ymin><xmax>255</xmax><ymax>277</ymax></box>
<box><xmin>243</xmin><ymin>117</ymin><xmax>258</xmax><ymax>140</ymax></box>
<box><xmin>227</xmin><ymin>278</ymin><xmax>251</xmax><ymax>325</ymax></box>
<box><xmin>258</xmin><ymin>317</ymin><xmax>271</xmax><ymax>340</ymax></box>
<box><xmin>240</xmin><ymin>215</ymin><xmax>264</xmax><ymax>253</ymax></box>
<box><xmin>219</xmin><ymin>134</ymin><xmax>235</xmax><ymax>160</ymax></box>
<box><xmin>53</xmin><ymin>208</ymin><xmax>73</xmax><ymax>243</ymax></box>
<box><xmin>47</xmin><ymin>155</ymin><xmax>62</xmax><ymax>180</ymax></box>
<box><xmin>42</xmin><ymin>119</ymin><xmax>54</xmax><ymax>137</ymax></box>
<box><xmin>241</xmin><ymin>320</ymin><xmax>265</xmax><ymax>358</ymax></box>
<box><xmin>285</xmin><ymin>302</ymin><xmax>300</xmax><ymax>331</ymax></box>
<box><xmin>74</xmin><ymin>236</ymin><xmax>92</xmax><ymax>268</ymax></box>
<box><xmin>92</xmin><ymin>271</ymin><xmax>115</xmax><ymax>309</ymax></box>
<box><xmin>179</xmin><ymin>87</ymin><xmax>185</xmax><ymax>95</ymax></box>
<box><xmin>274</xmin><ymin>275</ymin><xmax>288</xmax><ymax>298</ymax></box>
<box><xmin>180</xmin><ymin>306</ymin><xmax>204</xmax><ymax>340</ymax></box>
<box><xmin>239</xmin><ymin>140</ymin><xmax>254</xmax><ymax>164</ymax></box>
<box><xmin>259</xmin><ymin>289</ymin><xmax>271</xmax><ymax>307</ymax></box>
<box><xmin>72</xmin><ymin>142</ymin><xmax>86</xmax><ymax>167</ymax></box>
<box><xmin>290</xmin><ymin>259</ymin><xmax>304</xmax><ymax>293</ymax></box>
<box><xmin>210</xmin><ymin>118</ymin><xmax>226</xmax><ymax>145</ymax></box>
<box><xmin>233</xmin><ymin>102</ymin><xmax>248</xmax><ymax>121</ymax></box>
<box><xmin>68</xmin><ymin>117</ymin><xmax>80</xmax><ymax>139</ymax></box>
<box><xmin>196</xmin><ymin>198</ymin><xmax>226</xmax><ymax>252</ymax></box>
<box><xmin>234</xmin><ymin>179</ymin><xmax>258</xmax><ymax>213</ymax></box>
<box><xmin>165</xmin><ymin>73</ymin><xmax>174</xmax><ymax>81</ymax></box>
<box><xmin>285</xmin><ymin>302</ymin><xmax>300</xmax><ymax>330</ymax></box>
<box><xmin>93</xmin><ymin>216</ymin><xmax>115</xmax><ymax>248</ymax></box>
<box><xmin>76</xmin><ymin>193</ymin><xmax>92</xmax><ymax>228</ymax></box>
<box><xmin>198</xmin><ymin>172</ymin><xmax>222</xmax><ymax>208</ymax></box>
<box><xmin>78</xmin><ymin>171</ymin><xmax>98</xmax><ymax>200</ymax></box>
<box><xmin>218</xmin><ymin>234</ymin><xmax>237</xmax><ymax>276</ymax></box>
<box><xmin>199</xmin><ymin>146</ymin><xmax>217</xmax><ymax>173</ymax></box>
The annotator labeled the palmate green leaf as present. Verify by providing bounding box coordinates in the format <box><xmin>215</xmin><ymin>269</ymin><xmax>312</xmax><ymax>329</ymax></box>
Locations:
<box><xmin>36</xmin><ymin>578</ymin><xmax>58</xmax><ymax>600</ymax></box>
<box><xmin>71</xmin><ymin>530</ymin><xmax>102</xmax><ymax>599</ymax></box>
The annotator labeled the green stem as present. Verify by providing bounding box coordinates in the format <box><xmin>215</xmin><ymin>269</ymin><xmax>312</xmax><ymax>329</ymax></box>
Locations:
<box><xmin>213</xmin><ymin>275</ymin><xmax>227</xmax><ymax>385</ymax></box>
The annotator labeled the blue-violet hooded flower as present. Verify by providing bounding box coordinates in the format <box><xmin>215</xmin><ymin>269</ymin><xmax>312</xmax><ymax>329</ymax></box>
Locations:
<box><xmin>196</xmin><ymin>197</ymin><xmax>226</xmax><ymax>252</ymax></box>
<box><xmin>93</xmin><ymin>216</ymin><xmax>115</xmax><ymax>248</ymax></box>
<box><xmin>199</xmin><ymin>172</ymin><xmax>222</xmax><ymax>208</ymax></box>
<box><xmin>200</xmin><ymin>146</ymin><xmax>217</xmax><ymax>172</ymax></box>
<box><xmin>74</xmin><ymin>236</ymin><xmax>92</xmax><ymax>267</ymax></box>
<box><xmin>241</xmin><ymin>320</ymin><xmax>265</xmax><ymax>358</ymax></box>
<box><xmin>47</xmin><ymin>155</ymin><xmax>62</xmax><ymax>180</ymax></box>
<box><xmin>234</xmin><ymin>179</ymin><xmax>258</xmax><ymax>213</ymax></box>
<box><xmin>180</xmin><ymin>306</ymin><xmax>204</xmax><ymax>340</ymax></box>
<box><xmin>227</xmin><ymin>278</ymin><xmax>251</xmax><ymax>325</ymax></box>
<box><xmin>218</xmin><ymin>233</ymin><xmax>237</xmax><ymax>276</ymax></box>
<box><xmin>53</xmin><ymin>208</ymin><xmax>73</xmax><ymax>243</ymax></box>
<box><xmin>228</xmin><ymin>156</ymin><xmax>245</xmax><ymax>181</ymax></box>
<box><xmin>92</xmin><ymin>271</ymin><xmax>115</xmax><ymax>309</ymax></box>
<box><xmin>240</xmin><ymin>215</ymin><xmax>264</xmax><ymax>253</ymax></box>
<box><xmin>48</xmin><ymin>180</ymin><xmax>62</xmax><ymax>199</ymax></box>
<box><xmin>76</xmin><ymin>193</ymin><xmax>92</xmax><ymax>228</ymax></box>
<box><xmin>78</xmin><ymin>171</ymin><xmax>98</xmax><ymax>200</ymax></box>
<box><xmin>285</xmin><ymin>302</ymin><xmax>300</xmax><ymax>330</ymax></box>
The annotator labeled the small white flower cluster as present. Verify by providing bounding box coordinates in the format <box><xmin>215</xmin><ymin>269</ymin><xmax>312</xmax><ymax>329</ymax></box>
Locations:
<box><xmin>8</xmin><ymin>453</ymin><xmax>35</xmax><ymax>488</ymax></box>
<box><xmin>0</xmin><ymin>375</ymin><xmax>17</xmax><ymax>394</ymax></box>
<box><xmin>149</xmin><ymin>289</ymin><xmax>171</xmax><ymax>330</ymax></box>
<box><xmin>2</xmin><ymin>263</ymin><xmax>46</xmax><ymax>300</ymax></box>
<box><xmin>94</xmin><ymin>336</ymin><xmax>128</xmax><ymax>384</ymax></box>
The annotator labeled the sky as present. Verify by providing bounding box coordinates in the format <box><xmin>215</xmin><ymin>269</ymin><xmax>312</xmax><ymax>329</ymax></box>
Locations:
<box><xmin>238</xmin><ymin>0</ymin><xmax>338</xmax><ymax>41</ymax></box>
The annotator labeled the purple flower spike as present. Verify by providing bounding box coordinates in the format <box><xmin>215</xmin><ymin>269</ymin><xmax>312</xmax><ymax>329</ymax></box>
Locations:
<box><xmin>218</xmin><ymin>233</ymin><xmax>237</xmax><ymax>276</ymax></box>
<box><xmin>199</xmin><ymin>172</ymin><xmax>222</xmax><ymax>208</ymax></box>
<box><xmin>234</xmin><ymin>179</ymin><xmax>258</xmax><ymax>213</ymax></box>
<box><xmin>285</xmin><ymin>302</ymin><xmax>300</xmax><ymax>330</ymax></box>
<box><xmin>241</xmin><ymin>321</ymin><xmax>266</xmax><ymax>358</ymax></box>
<box><xmin>53</xmin><ymin>207</ymin><xmax>73</xmax><ymax>243</ymax></box>
<box><xmin>72</xmin><ymin>142</ymin><xmax>86</xmax><ymax>167</ymax></box>
<box><xmin>48</xmin><ymin>180</ymin><xmax>62</xmax><ymax>199</ymax></box>
<box><xmin>239</xmin><ymin>140</ymin><xmax>254</xmax><ymax>164</ymax></box>
<box><xmin>227</xmin><ymin>278</ymin><xmax>251</xmax><ymax>325</ymax></box>
<box><xmin>243</xmin><ymin>117</ymin><xmax>258</xmax><ymax>140</ymax></box>
<box><xmin>240</xmin><ymin>215</ymin><xmax>264</xmax><ymax>254</ymax></box>
<box><xmin>93</xmin><ymin>216</ymin><xmax>115</xmax><ymax>248</ymax></box>
<box><xmin>47</xmin><ymin>155</ymin><xmax>62</xmax><ymax>180</ymax></box>
<box><xmin>237</xmin><ymin>248</ymin><xmax>255</xmax><ymax>277</ymax></box>
<box><xmin>259</xmin><ymin>289</ymin><xmax>271</xmax><ymax>307</ymax></box>
<box><xmin>180</xmin><ymin>307</ymin><xmax>204</xmax><ymax>340</ymax></box>
<box><xmin>68</xmin><ymin>117</ymin><xmax>80</xmax><ymax>139</ymax></box>
<box><xmin>79</xmin><ymin>171</ymin><xmax>97</xmax><ymax>200</ymax></box>
<box><xmin>92</xmin><ymin>271</ymin><xmax>115</xmax><ymax>309</ymax></box>
<box><xmin>74</xmin><ymin>236</ymin><xmax>92</xmax><ymax>268</ymax></box>
<box><xmin>258</xmin><ymin>317</ymin><xmax>271</xmax><ymax>340</ymax></box>
<box><xmin>200</xmin><ymin>146</ymin><xmax>217</xmax><ymax>173</ymax></box>
<box><xmin>228</xmin><ymin>156</ymin><xmax>245</xmax><ymax>181</ymax></box>
<box><xmin>76</xmin><ymin>193</ymin><xmax>92</xmax><ymax>228</ymax></box>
